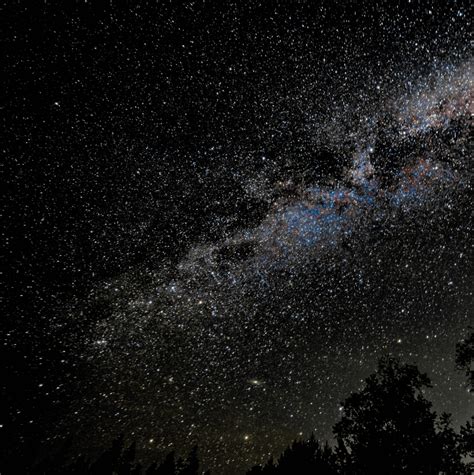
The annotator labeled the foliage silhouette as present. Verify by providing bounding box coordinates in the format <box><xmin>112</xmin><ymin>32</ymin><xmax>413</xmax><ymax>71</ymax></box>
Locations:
<box><xmin>459</xmin><ymin>416</ymin><xmax>474</xmax><ymax>472</ymax></box>
<box><xmin>247</xmin><ymin>435</ymin><xmax>336</xmax><ymax>474</ymax></box>
<box><xmin>247</xmin><ymin>356</ymin><xmax>470</xmax><ymax>475</ymax></box>
<box><xmin>31</xmin><ymin>437</ymin><xmax>204</xmax><ymax>475</ymax></box>
<box><xmin>456</xmin><ymin>328</ymin><xmax>474</xmax><ymax>391</ymax></box>
<box><xmin>28</xmin><ymin>356</ymin><xmax>471</xmax><ymax>474</ymax></box>
<box><xmin>333</xmin><ymin>356</ymin><xmax>468</xmax><ymax>474</ymax></box>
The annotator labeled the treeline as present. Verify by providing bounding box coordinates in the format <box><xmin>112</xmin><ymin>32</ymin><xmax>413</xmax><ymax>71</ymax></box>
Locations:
<box><xmin>27</xmin><ymin>331</ymin><xmax>473</xmax><ymax>475</ymax></box>
<box><xmin>247</xmin><ymin>357</ymin><xmax>473</xmax><ymax>475</ymax></box>
<box><xmin>32</xmin><ymin>440</ymin><xmax>207</xmax><ymax>475</ymax></box>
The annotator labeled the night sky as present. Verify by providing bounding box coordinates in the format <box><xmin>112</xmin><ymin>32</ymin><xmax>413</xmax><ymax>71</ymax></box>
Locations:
<box><xmin>3</xmin><ymin>2</ymin><xmax>473</xmax><ymax>474</ymax></box>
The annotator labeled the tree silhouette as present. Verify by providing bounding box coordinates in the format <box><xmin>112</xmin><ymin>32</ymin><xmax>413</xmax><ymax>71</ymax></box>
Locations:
<box><xmin>31</xmin><ymin>438</ymin><xmax>208</xmax><ymax>475</ymax></box>
<box><xmin>456</xmin><ymin>328</ymin><xmax>474</xmax><ymax>391</ymax></box>
<box><xmin>277</xmin><ymin>436</ymin><xmax>336</xmax><ymax>475</ymax></box>
<box><xmin>459</xmin><ymin>416</ymin><xmax>474</xmax><ymax>472</ymax></box>
<box><xmin>247</xmin><ymin>456</ymin><xmax>276</xmax><ymax>474</ymax></box>
<box><xmin>435</xmin><ymin>412</ymin><xmax>467</xmax><ymax>474</ymax></box>
<box><xmin>146</xmin><ymin>451</ymin><xmax>176</xmax><ymax>475</ymax></box>
<box><xmin>28</xmin><ymin>355</ymin><xmax>471</xmax><ymax>474</ymax></box>
<box><xmin>333</xmin><ymin>356</ymin><xmax>465</xmax><ymax>474</ymax></box>
<box><xmin>88</xmin><ymin>434</ymin><xmax>125</xmax><ymax>474</ymax></box>
<box><xmin>179</xmin><ymin>445</ymin><xmax>200</xmax><ymax>475</ymax></box>
<box><xmin>247</xmin><ymin>436</ymin><xmax>336</xmax><ymax>474</ymax></box>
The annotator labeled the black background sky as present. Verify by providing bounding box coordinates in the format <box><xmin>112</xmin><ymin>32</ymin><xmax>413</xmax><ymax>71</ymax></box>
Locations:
<box><xmin>2</xmin><ymin>1</ymin><xmax>473</xmax><ymax>474</ymax></box>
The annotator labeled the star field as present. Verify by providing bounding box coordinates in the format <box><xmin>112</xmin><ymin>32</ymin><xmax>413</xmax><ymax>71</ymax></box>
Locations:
<box><xmin>3</xmin><ymin>2</ymin><xmax>473</xmax><ymax>474</ymax></box>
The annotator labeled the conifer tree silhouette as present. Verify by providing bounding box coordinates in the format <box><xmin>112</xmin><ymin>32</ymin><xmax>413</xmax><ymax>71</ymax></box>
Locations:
<box><xmin>89</xmin><ymin>434</ymin><xmax>125</xmax><ymax>474</ymax></box>
<box><xmin>247</xmin><ymin>436</ymin><xmax>336</xmax><ymax>474</ymax></box>
<box><xmin>435</xmin><ymin>412</ymin><xmax>467</xmax><ymax>475</ymax></box>
<box><xmin>180</xmin><ymin>445</ymin><xmax>200</xmax><ymax>475</ymax></box>
<box><xmin>459</xmin><ymin>416</ymin><xmax>474</xmax><ymax>473</ymax></box>
<box><xmin>456</xmin><ymin>328</ymin><xmax>474</xmax><ymax>391</ymax></box>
